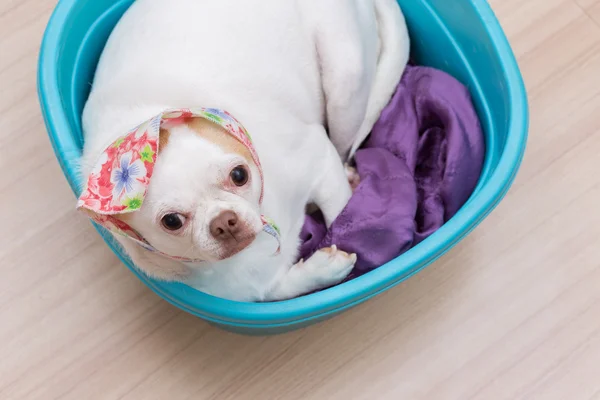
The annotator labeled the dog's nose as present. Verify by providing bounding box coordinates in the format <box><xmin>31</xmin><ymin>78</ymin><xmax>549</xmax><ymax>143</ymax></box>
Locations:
<box><xmin>209</xmin><ymin>211</ymin><xmax>240</xmax><ymax>240</ymax></box>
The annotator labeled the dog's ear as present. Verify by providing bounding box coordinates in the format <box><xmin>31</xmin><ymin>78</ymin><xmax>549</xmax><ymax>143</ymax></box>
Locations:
<box><xmin>76</xmin><ymin>114</ymin><xmax>164</xmax><ymax>247</ymax></box>
<box><xmin>76</xmin><ymin>113</ymin><xmax>184</xmax><ymax>244</ymax></box>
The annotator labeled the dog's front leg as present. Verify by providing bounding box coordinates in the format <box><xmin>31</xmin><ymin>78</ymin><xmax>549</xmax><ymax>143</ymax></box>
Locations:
<box><xmin>310</xmin><ymin>139</ymin><xmax>353</xmax><ymax>227</ymax></box>
<box><xmin>265</xmin><ymin>246</ymin><xmax>356</xmax><ymax>301</ymax></box>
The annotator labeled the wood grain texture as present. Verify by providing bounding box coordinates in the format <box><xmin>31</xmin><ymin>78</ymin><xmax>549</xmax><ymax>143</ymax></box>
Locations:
<box><xmin>1</xmin><ymin>0</ymin><xmax>599</xmax><ymax>399</ymax></box>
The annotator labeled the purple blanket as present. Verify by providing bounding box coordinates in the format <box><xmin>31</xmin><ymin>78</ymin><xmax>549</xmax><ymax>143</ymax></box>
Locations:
<box><xmin>299</xmin><ymin>65</ymin><xmax>485</xmax><ymax>279</ymax></box>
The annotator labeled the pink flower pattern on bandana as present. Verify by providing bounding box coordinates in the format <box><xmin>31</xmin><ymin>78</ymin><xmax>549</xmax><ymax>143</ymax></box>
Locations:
<box><xmin>77</xmin><ymin>108</ymin><xmax>280</xmax><ymax>262</ymax></box>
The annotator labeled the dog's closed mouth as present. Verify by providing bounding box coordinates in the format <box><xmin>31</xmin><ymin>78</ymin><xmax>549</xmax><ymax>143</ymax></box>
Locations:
<box><xmin>218</xmin><ymin>233</ymin><xmax>257</xmax><ymax>260</ymax></box>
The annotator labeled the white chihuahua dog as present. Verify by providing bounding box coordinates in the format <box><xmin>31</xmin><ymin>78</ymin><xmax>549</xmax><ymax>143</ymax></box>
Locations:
<box><xmin>79</xmin><ymin>0</ymin><xmax>409</xmax><ymax>302</ymax></box>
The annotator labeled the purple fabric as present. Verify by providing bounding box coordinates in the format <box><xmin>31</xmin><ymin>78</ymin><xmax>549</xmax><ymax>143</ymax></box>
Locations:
<box><xmin>299</xmin><ymin>65</ymin><xmax>485</xmax><ymax>279</ymax></box>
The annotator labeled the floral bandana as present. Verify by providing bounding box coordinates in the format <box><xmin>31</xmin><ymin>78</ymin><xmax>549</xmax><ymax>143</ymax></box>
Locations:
<box><xmin>77</xmin><ymin>108</ymin><xmax>281</xmax><ymax>263</ymax></box>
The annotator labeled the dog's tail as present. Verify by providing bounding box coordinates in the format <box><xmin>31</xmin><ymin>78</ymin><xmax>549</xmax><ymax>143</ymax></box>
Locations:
<box><xmin>348</xmin><ymin>0</ymin><xmax>410</xmax><ymax>158</ymax></box>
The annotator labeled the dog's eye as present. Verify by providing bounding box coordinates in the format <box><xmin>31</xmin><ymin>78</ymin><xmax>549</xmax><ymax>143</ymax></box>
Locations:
<box><xmin>230</xmin><ymin>165</ymin><xmax>248</xmax><ymax>186</ymax></box>
<box><xmin>161</xmin><ymin>213</ymin><xmax>185</xmax><ymax>231</ymax></box>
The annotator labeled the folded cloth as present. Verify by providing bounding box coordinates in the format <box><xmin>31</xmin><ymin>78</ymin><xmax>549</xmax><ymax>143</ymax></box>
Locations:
<box><xmin>298</xmin><ymin>65</ymin><xmax>485</xmax><ymax>280</ymax></box>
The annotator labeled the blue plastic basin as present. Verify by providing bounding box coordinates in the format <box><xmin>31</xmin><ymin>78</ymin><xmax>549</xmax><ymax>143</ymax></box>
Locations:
<box><xmin>38</xmin><ymin>0</ymin><xmax>528</xmax><ymax>334</ymax></box>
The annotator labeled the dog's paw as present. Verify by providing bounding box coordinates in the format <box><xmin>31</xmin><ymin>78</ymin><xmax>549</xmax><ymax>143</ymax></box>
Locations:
<box><xmin>344</xmin><ymin>164</ymin><xmax>361</xmax><ymax>191</ymax></box>
<box><xmin>304</xmin><ymin>245</ymin><xmax>356</xmax><ymax>287</ymax></box>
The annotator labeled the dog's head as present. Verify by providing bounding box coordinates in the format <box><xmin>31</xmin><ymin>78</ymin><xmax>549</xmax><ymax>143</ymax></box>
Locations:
<box><xmin>78</xmin><ymin>109</ymin><xmax>279</xmax><ymax>264</ymax></box>
<box><xmin>123</xmin><ymin>117</ymin><xmax>264</xmax><ymax>262</ymax></box>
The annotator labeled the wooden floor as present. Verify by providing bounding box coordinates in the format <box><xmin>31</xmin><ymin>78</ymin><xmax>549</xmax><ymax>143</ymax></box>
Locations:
<box><xmin>2</xmin><ymin>0</ymin><xmax>600</xmax><ymax>399</ymax></box>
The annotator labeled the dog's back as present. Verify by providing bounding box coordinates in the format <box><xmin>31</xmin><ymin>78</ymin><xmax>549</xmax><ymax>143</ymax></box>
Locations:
<box><xmin>81</xmin><ymin>0</ymin><xmax>409</xmax><ymax>171</ymax></box>
<box><xmin>82</xmin><ymin>0</ymin><xmax>323</xmax><ymax>170</ymax></box>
